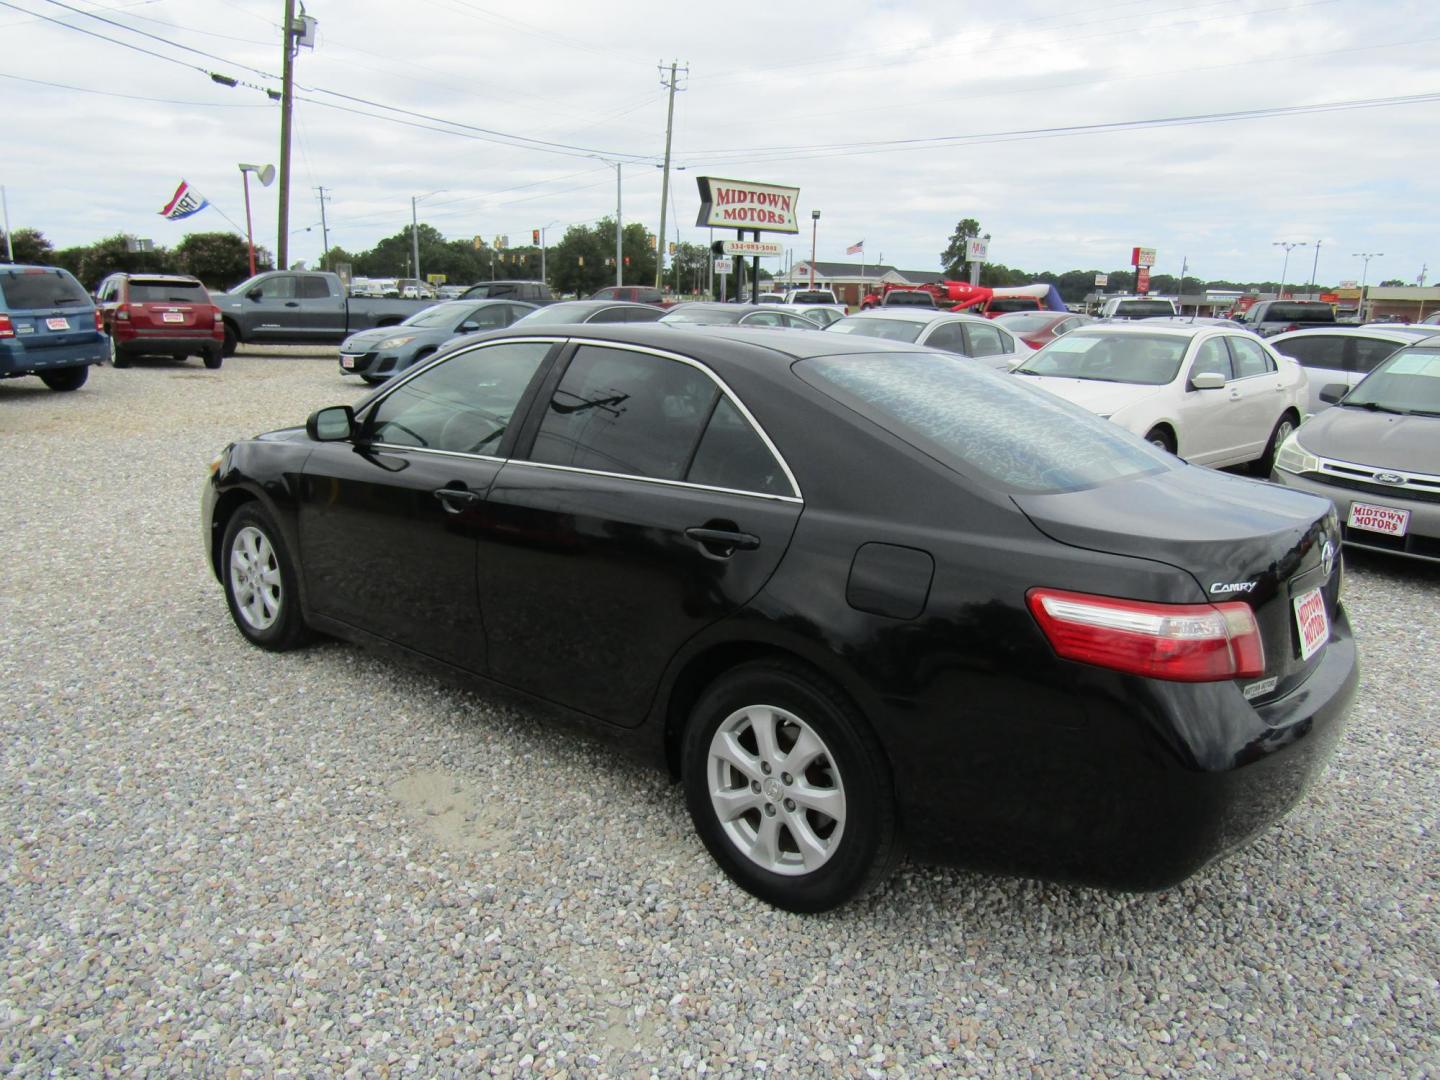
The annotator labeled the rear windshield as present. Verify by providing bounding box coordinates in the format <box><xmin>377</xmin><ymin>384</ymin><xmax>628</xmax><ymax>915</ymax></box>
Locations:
<box><xmin>1111</xmin><ymin>300</ymin><xmax>1173</xmax><ymax>318</ymax></box>
<box><xmin>995</xmin><ymin>313</ymin><xmax>1059</xmax><ymax>332</ymax></box>
<box><xmin>1</xmin><ymin>269</ymin><xmax>90</xmax><ymax>309</ymax></box>
<box><xmin>797</xmin><ymin>352</ymin><xmax>1168</xmax><ymax>494</ymax></box>
<box><xmin>1016</xmin><ymin>332</ymin><xmax>1188</xmax><ymax>385</ymax></box>
<box><xmin>828</xmin><ymin>317</ymin><xmax>924</xmax><ymax>343</ymax></box>
<box><xmin>1264</xmin><ymin>302</ymin><xmax>1334</xmax><ymax>323</ymax></box>
<box><xmin>128</xmin><ymin>279</ymin><xmax>210</xmax><ymax>303</ymax></box>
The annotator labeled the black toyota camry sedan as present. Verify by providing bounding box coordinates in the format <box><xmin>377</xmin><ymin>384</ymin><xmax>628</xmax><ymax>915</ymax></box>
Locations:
<box><xmin>202</xmin><ymin>324</ymin><xmax>1358</xmax><ymax>912</ymax></box>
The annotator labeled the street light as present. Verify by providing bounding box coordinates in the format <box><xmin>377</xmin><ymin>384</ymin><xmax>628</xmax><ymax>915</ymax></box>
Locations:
<box><xmin>1353</xmin><ymin>251</ymin><xmax>1383</xmax><ymax>320</ymax></box>
<box><xmin>238</xmin><ymin>163</ymin><xmax>275</xmax><ymax>276</ymax></box>
<box><xmin>809</xmin><ymin>209</ymin><xmax>821</xmax><ymax>289</ymax></box>
<box><xmin>538</xmin><ymin>220</ymin><xmax>558</xmax><ymax>287</ymax></box>
<box><xmin>1273</xmin><ymin>240</ymin><xmax>1308</xmax><ymax>300</ymax></box>
<box><xmin>411</xmin><ymin>190</ymin><xmax>445</xmax><ymax>293</ymax></box>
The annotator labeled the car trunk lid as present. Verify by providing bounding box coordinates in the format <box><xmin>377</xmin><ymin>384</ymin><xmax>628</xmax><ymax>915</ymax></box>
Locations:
<box><xmin>1013</xmin><ymin>465</ymin><xmax>1343</xmax><ymax>702</ymax></box>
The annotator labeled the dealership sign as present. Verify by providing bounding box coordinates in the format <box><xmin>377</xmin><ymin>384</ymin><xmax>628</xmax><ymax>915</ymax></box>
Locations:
<box><xmin>696</xmin><ymin>177</ymin><xmax>801</xmax><ymax>233</ymax></box>
<box><xmin>721</xmin><ymin>240</ymin><xmax>783</xmax><ymax>257</ymax></box>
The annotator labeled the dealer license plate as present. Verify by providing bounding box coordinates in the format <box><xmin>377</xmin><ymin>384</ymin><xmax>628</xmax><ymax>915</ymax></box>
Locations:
<box><xmin>341</xmin><ymin>355</ymin><xmax>355</xmax><ymax>369</ymax></box>
<box><xmin>1348</xmin><ymin>502</ymin><xmax>1409</xmax><ymax>536</ymax></box>
<box><xmin>1293</xmin><ymin>586</ymin><xmax>1329</xmax><ymax>662</ymax></box>
<box><xmin>162</xmin><ymin>311</ymin><xmax>184</xmax><ymax>323</ymax></box>
<box><xmin>45</xmin><ymin>317</ymin><xmax>69</xmax><ymax>331</ymax></box>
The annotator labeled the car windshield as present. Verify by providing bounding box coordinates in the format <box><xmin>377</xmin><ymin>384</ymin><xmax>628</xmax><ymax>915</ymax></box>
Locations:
<box><xmin>1016</xmin><ymin>333</ymin><xmax>1188</xmax><ymax>385</ymax></box>
<box><xmin>797</xmin><ymin>352</ymin><xmax>1169</xmax><ymax>494</ymax></box>
<box><xmin>661</xmin><ymin>308</ymin><xmax>744</xmax><ymax>325</ymax></box>
<box><xmin>995</xmin><ymin>313</ymin><xmax>1058</xmax><ymax>332</ymax></box>
<box><xmin>128</xmin><ymin>279</ymin><xmax>210</xmax><ymax>303</ymax></box>
<box><xmin>828</xmin><ymin>317</ymin><xmax>924</xmax><ymax>343</ymax></box>
<box><xmin>402</xmin><ymin>302</ymin><xmax>472</xmax><ymax>328</ymax></box>
<box><xmin>1343</xmin><ymin>347</ymin><xmax>1440</xmax><ymax>415</ymax></box>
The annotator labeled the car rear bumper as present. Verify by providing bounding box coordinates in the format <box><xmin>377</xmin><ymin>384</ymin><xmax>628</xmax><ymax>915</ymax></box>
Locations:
<box><xmin>1272</xmin><ymin>469</ymin><xmax>1440</xmax><ymax>563</ymax></box>
<box><xmin>0</xmin><ymin>336</ymin><xmax>107</xmax><ymax>376</ymax></box>
<box><xmin>897</xmin><ymin>605</ymin><xmax>1357</xmax><ymax>890</ymax></box>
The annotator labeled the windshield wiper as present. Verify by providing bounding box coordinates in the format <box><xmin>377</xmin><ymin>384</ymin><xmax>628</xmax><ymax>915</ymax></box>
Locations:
<box><xmin>1346</xmin><ymin>400</ymin><xmax>1407</xmax><ymax>415</ymax></box>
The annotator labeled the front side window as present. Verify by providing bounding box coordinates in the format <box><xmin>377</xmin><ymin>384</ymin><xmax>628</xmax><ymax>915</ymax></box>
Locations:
<box><xmin>1227</xmin><ymin>336</ymin><xmax>1273</xmax><ymax>378</ymax></box>
<box><xmin>530</xmin><ymin>345</ymin><xmax>719</xmax><ymax>481</ymax></box>
<box><xmin>799</xmin><ymin>353</ymin><xmax>1169</xmax><ymax>494</ymax></box>
<box><xmin>365</xmin><ymin>340</ymin><xmax>552</xmax><ymax>454</ymax></box>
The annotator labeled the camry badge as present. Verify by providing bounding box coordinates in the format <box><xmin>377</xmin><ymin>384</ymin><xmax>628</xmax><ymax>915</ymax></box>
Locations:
<box><xmin>1321</xmin><ymin>539</ymin><xmax>1335</xmax><ymax>579</ymax></box>
<box><xmin>1373</xmin><ymin>472</ymin><xmax>1405</xmax><ymax>485</ymax></box>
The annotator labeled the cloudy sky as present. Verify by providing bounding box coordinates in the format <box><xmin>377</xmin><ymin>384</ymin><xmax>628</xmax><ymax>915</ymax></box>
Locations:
<box><xmin>3</xmin><ymin>0</ymin><xmax>1437</xmax><ymax>286</ymax></box>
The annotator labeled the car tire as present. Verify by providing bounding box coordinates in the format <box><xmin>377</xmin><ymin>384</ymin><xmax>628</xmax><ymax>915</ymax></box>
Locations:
<box><xmin>203</xmin><ymin>349</ymin><xmax>223</xmax><ymax>370</ymax></box>
<box><xmin>1254</xmin><ymin>412</ymin><xmax>1298</xmax><ymax>476</ymax></box>
<box><xmin>40</xmin><ymin>366</ymin><xmax>90</xmax><ymax>391</ymax></box>
<box><xmin>220</xmin><ymin>504</ymin><xmax>311</xmax><ymax>652</ymax></box>
<box><xmin>1145</xmin><ymin>426</ymin><xmax>1177</xmax><ymax>455</ymax></box>
<box><xmin>682</xmin><ymin>660</ymin><xmax>898</xmax><ymax>913</ymax></box>
<box><xmin>109</xmin><ymin>334</ymin><xmax>130</xmax><ymax>368</ymax></box>
<box><xmin>221</xmin><ymin>322</ymin><xmax>238</xmax><ymax>357</ymax></box>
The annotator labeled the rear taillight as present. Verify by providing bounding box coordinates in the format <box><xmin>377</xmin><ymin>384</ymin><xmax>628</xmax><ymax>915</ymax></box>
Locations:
<box><xmin>0</xmin><ymin>314</ymin><xmax>13</xmax><ymax>338</ymax></box>
<box><xmin>1027</xmin><ymin>588</ymin><xmax>1265</xmax><ymax>682</ymax></box>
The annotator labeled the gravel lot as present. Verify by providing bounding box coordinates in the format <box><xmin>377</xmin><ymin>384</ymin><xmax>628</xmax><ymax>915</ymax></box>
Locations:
<box><xmin>1</xmin><ymin>347</ymin><xmax>1436</xmax><ymax>1077</ymax></box>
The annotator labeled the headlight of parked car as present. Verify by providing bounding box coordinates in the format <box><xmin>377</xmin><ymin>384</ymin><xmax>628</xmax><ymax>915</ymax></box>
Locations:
<box><xmin>1273</xmin><ymin>431</ymin><xmax>1317</xmax><ymax>475</ymax></box>
<box><xmin>378</xmin><ymin>334</ymin><xmax>417</xmax><ymax>350</ymax></box>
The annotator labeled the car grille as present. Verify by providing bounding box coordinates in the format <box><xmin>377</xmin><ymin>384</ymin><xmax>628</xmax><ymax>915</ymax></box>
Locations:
<box><xmin>1303</xmin><ymin>460</ymin><xmax>1440</xmax><ymax>505</ymax></box>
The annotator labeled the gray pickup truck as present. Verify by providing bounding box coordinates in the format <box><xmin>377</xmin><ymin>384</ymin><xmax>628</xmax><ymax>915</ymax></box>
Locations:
<box><xmin>213</xmin><ymin>271</ymin><xmax>437</xmax><ymax>355</ymax></box>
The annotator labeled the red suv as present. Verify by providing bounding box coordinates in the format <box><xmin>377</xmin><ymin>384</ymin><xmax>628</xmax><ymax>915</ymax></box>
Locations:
<box><xmin>95</xmin><ymin>273</ymin><xmax>226</xmax><ymax>369</ymax></box>
<box><xmin>589</xmin><ymin>285</ymin><xmax>672</xmax><ymax>307</ymax></box>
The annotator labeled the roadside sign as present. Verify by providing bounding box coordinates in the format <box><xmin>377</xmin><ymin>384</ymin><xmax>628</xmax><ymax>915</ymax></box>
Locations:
<box><xmin>714</xmin><ymin>258</ymin><xmax>733</xmax><ymax>274</ymax></box>
<box><xmin>721</xmin><ymin>240</ymin><xmax>783</xmax><ymax>257</ymax></box>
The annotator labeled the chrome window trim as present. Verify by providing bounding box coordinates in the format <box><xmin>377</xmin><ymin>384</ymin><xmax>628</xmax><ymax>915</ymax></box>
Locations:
<box><xmin>531</xmin><ymin>336</ymin><xmax>805</xmax><ymax>501</ymax></box>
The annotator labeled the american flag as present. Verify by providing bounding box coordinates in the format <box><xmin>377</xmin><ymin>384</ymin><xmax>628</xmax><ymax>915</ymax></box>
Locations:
<box><xmin>846</xmin><ymin>240</ymin><xmax>864</xmax><ymax>255</ymax></box>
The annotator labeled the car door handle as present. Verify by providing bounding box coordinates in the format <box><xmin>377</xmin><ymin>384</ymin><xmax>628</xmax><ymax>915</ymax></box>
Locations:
<box><xmin>685</xmin><ymin>526</ymin><xmax>760</xmax><ymax>558</ymax></box>
<box><xmin>432</xmin><ymin>487</ymin><xmax>481</xmax><ymax>513</ymax></box>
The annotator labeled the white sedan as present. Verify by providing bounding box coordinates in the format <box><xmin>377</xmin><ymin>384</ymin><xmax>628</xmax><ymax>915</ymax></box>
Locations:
<box><xmin>826</xmin><ymin>308</ymin><xmax>1030</xmax><ymax>370</ymax></box>
<box><xmin>1012</xmin><ymin>323</ymin><xmax>1307</xmax><ymax>472</ymax></box>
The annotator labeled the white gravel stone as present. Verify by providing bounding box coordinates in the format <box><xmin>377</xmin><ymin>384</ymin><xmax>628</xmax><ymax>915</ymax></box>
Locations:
<box><xmin>0</xmin><ymin>348</ymin><xmax>1436</xmax><ymax>1076</ymax></box>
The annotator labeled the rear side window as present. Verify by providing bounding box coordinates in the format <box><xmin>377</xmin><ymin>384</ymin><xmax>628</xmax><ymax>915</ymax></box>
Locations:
<box><xmin>1</xmin><ymin>270</ymin><xmax>90</xmax><ymax>309</ymax></box>
<box><xmin>798</xmin><ymin>353</ymin><xmax>1169</xmax><ymax>495</ymax></box>
<box><xmin>530</xmin><ymin>345</ymin><xmax>719</xmax><ymax>481</ymax></box>
<box><xmin>127</xmin><ymin>279</ymin><xmax>210</xmax><ymax>303</ymax></box>
<box><xmin>687</xmin><ymin>396</ymin><xmax>794</xmax><ymax>497</ymax></box>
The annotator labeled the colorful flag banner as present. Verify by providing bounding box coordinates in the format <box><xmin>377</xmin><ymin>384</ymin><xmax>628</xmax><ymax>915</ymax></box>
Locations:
<box><xmin>846</xmin><ymin>240</ymin><xmax>864</xmax><ymax>255</ymax></box>
<box><xmin>159</xmin><ymin>180</ymin><xmax>209</xmax><ymax>220</ymax></box>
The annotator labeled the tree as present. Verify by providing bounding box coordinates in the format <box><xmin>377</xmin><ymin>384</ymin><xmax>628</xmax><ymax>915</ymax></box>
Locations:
<box><xmin>175</xmin><ymin>231</ymin><xmax>268</xmax><ymax>288</ymax></box>
<box><xmin>1</xmin><ymin>227</ymin><xmax>54</xmax><ymax>265</ymax></box>
<box><xmin>940</xmin><ymin>218</ymin><xmax>984</xmax><ymax>277</ymax></box>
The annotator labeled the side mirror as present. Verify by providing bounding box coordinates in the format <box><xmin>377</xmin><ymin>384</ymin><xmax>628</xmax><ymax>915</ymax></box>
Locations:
<box><xmin>246</xmin><ymin>288</ymin><xmax>263</xmax><ymax>301</ymax></box>
<box><xmin>1319</xmin><ymin>383</ymin><xmax>1348</xmax><ymax>404</ymax></box>
<box><xmin>306</xmin><ymin>405</ymin><xmax>356</xmax><ymax>442</ymax></box>
<box><xmin>1190</xmin><ymin>371</ymin><xmax>1226</xmax><ymax>391</ymax></box>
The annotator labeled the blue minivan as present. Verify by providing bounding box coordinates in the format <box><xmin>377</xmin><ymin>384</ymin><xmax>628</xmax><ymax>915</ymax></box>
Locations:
<box><xmin>0</xmin><ymin>265</ymin><xmax>107</xmax><ymax>391</ymax></box>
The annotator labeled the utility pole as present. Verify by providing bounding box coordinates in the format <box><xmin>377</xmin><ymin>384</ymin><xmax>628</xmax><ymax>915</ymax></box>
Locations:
<box><xmin>276</xmin><ymin>0</ymin><xmax>298</xmax><ymax>270</ymax></box>
<box><xmin>315</xmin><ymin>186</ymin><xmax>330</xmax><ymax>270</ymax></box>
<box><xmin>655</xmin><ymin>60</ymin><xmax>687</xmax><ymax>290</ymax></box>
